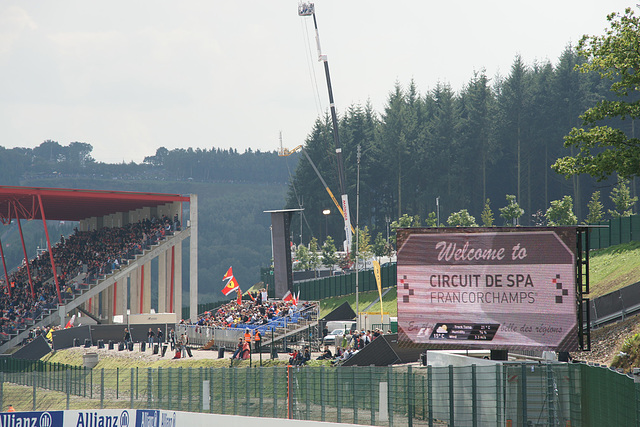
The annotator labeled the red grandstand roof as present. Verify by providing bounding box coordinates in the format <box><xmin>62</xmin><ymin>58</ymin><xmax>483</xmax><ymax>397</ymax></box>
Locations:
<box><xmin>0</xmin><ymin>186</ymin><xmax>190</xmax><ymax>223</ymax></box>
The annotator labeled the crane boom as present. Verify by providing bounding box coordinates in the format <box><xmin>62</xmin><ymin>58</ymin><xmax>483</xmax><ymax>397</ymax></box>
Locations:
<box><xmin>298</xmin><ymin>2</ymin><xmax>353</xmax><ymax>251</ymax></box>
<box><xmin>279</xmin><ymin>145</ymin><xmax>355</xmax><ymax>235</ymax></box>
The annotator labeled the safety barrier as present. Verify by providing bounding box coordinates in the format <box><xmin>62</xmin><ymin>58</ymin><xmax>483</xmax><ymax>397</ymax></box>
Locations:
<box><xmin>0</xmin><ymin>360</ymin><xmax>637</xmax><ymax>426</ymax></box>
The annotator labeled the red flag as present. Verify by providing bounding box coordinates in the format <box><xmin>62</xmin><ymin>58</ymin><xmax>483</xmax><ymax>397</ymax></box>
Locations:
<box><xmin>237</xmin><ymin>288</ymin><xmax>242</xmax><ymax>305</ymax></box>
<box><xmin>282</xmin><ymin>290</ymin><xmax>293</xmax><ymax>302</ymax></box>
<box><xmin>222</xmin><ymin>266</ymin><xmax>233</xmax><ymax>281</ymax></box>
<box><xmin>65</xmin><ymin>314</ymin><xmax>76</xmax><ymax>329</ymax></box>
<box><xmin>222</xmin><ymin>276</ymin><xmax>240</xmax><ymax>296</ymax></box>
<box><xmin>248</xmin><ymin>292</ymin><xmax>256</xmax><ymax>302</ymax></box>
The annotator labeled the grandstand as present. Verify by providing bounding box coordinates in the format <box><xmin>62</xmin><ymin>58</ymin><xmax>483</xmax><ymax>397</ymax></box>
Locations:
<box><xmin>0</xmin><ymin>186</ymin><xmax>196</xmax><ymax>354</ymax></box>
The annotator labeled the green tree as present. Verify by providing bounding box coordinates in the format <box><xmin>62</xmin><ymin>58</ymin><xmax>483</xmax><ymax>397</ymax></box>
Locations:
<box><xmin>499</xmin><ymin>194</ymin><xmax>524</xmax><ymax>225</ymax></box>
<box><xmin>308</xmin><ymin>237</ymin><xmax>321</xmax><ymax>276</ymax></box>
<box><xmin>609</xmin><ymin>179</ymin><xmax>638</xmax><ymax>218</ymax></box>
<box><xmin>545</xmin><ymin>195</ymin><xmax>578</xmax><ymax>226</ymax></box>
<box><xmin>425</xmin><ymin>212</ymin><xmax>438</xmax><ymax>227</ymax></box>
<box><xmin>350</xmin><ymin>226</ymin><xmax>373</xmax><ymax>265</ymax></box>
<box><xmin>585</xmin><ymin>191</ymin><xmax>604</xmax><ymax>224</ymax></box>
<box><xmin>294</xmin><ymin>244</ymin><xmax>309</xmax><ymax>271</ymax></box>
<box><xmin>447</xmin><ymin>209</ymin><xmax>478</xmax><ymax>227</ymax></box>
<box><xmin>552</xmin><ymin>8</ymin><xmax>640</xmax><ymax>180</ymax></box>
<box><xmin>372</xmin><ymin>232</ymin><xmax>393</xmax><ymax>260</ymax></box>
<box><xmin>390</xmin><ymin>214</ymin><xmax>422</xmax><ymax>246</ymax></box>
<box><xmin>321</xmin><ymin>235</ymin><xmax>339</xmax><ymax>273</ymax></box>
<box><xmin>481</xmin><ymin>198</ymin><xmax>494</xmax><ymax>227</ymax></box>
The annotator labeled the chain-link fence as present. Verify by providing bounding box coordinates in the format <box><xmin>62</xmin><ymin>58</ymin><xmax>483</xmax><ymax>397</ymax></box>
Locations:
<box><xmin>0</xmin><ymin>359</ymin><xmax>638</xmax><ymax>426</ymax></box>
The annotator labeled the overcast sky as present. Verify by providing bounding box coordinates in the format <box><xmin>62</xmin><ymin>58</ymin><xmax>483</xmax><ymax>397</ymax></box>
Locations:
<box><xmin>0</xmin><ymin>1</ymin><xmax>631</xmax><ymax>164</ymax></box>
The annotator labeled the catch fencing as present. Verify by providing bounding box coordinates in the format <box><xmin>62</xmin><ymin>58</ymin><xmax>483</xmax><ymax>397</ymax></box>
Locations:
<box><xmin>0</xmin><ymin>359</ymin><xmax>638</xmax><ymax>426</ymax></box>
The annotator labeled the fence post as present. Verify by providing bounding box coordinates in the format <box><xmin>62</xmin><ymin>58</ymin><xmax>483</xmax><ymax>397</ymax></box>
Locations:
<box><xmin>245</xmin><ymin>367</ymin><xmax>250</xmax><ymax>417</ymax></box>
<box><xmin>116</xmin><ymin>367</ymin><xmax>119</xmax><ymax>400</ymax></box>
<box><xmin>273</xmin><ymin>368</ymin><xmax>277</xmax><ymax>419</ymax></box>
<box><xmin>448</xmin><ymin>365</ymin><xmax>454</xmax><ymax>427</ymax></box>
<box><xmin>428</xmin><ymin>366</ymin><xmax>433</xmax><ymax>427</ymax></box>
<box><xmin>188</xmin><ymin>367</ymin><xmax>192</xmax><ymax>412</ymax></box>
<box><xmin>353</xmin><ymin>368</ymin><xmax>358</xmax><ymax>424</ymax></box>
<box><xmin>521</xmin><ymin>363</ymin><xmax>527</xmax><ymax>426</ymax></box>
<box><xmin>0</xmin><ymin>371</ymin><xmax>3</xmax><ymax>411</ymax></box>
<box><xmin>66</xmin><ymin>369</ymin><xmax>70</xmax><ymax>410</ymax></box>
<box><xmin>259</xmin><ymin>368</ymin><xmax>264</xmax><ymax>417</ymax></box>
<box><xmin>100</xmin><ymin>369</ymin><xmax>104</xmax><ymax>410</ymax></box>
<box><xmin>221</xmin><ymin>368</ymin><xmax>226</xmax><ymax>414</ymax></box>
<box><xmin>408</xmin><ymin>366</ymin><xmax>413</xmax><ymax>427</ymax></box>
<box><xmin>370</xmin><ymin>366</ymin><xmax>375</xmax><ymax>425</ymax></box>
<box><xmin>33</xmin><ymin>370</ymin><xmax>37</xmax><ymax>411</ymax></box>
<box><xmin>147</xmin><ymin>368</ymin><xmax>152</xmax><ymax>409</ymax></box>
<box><xmin>320</xmin><ymin>366</ymin><xmax>325</xmax><ymax>422</ymax></box>
<box><xmin>199</xmin><ymin>367</ymin><xmax>203</xmax><ymax>413</ymax></box>
<box><xmin>158</xmin><ymin>367</ymin><xmax>162</xmax><ymax>409</ymax></box>
<box><xmin>130</xmin><ymin>368</ymin><xmax>134</xmax><ymax>409</ymax></box>
<box><xmin>472</xmin><ymin>364</ymin><xmax>477</xmax><ymax>427</ymax></box>
<box><xmin>336</xmin><ymin>367</ymin><xmax>341</xmax><ymax>423</ymax></box>
<box><xmin>388</xmin><ymin>366</ymin><xmax>393</xmax><ymax>427</ymax></box>
<box><xmin>178</xmin><ymin>367</ymin><xmax>183</xmax><ymax>412</ymax></box>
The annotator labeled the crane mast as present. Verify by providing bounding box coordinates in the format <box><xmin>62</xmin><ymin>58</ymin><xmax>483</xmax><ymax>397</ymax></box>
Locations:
<box><xmin>298</xmin><ymin>2</ymin><xmax>353</xmax><ymax>251</ymax></box>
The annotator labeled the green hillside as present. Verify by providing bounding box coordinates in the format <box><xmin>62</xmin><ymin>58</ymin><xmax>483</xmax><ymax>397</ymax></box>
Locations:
<box><xmin>588</xmin><ymin>241</ymin><xmax>640</xmax><ymax>298</ymax></box>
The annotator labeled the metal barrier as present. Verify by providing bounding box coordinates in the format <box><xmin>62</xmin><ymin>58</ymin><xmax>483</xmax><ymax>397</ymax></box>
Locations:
<box><xmin>0</xmin><ymin>360</ymin><xmax>637</xmax><ymax>426</ymax></box>
<box><xmin>177</xmin><ymin>303</ymin><xmax>320</xmax><ymax>349</ymax></box>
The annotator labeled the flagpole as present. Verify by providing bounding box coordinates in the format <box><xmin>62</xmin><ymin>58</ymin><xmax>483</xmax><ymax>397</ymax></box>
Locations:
<box><xmin>355</xmin><ymin>144</ymin><xmax>360</xmax><ymax>331</ymax></box>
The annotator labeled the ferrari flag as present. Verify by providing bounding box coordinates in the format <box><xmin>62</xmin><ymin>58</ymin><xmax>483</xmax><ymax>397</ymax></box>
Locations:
<box><xmin>221</xmin><ymin>267</ymin><xmax>240</xmax><ymax>296</ymax></box>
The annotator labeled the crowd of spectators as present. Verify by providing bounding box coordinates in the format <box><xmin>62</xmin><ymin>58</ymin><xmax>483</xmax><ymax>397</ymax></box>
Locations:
<box><xmin>1</xmin><ymin>214</ymin><xmax>180</xmax><ymax>342</ymax></box>
<box><xmin>191</xmin><ymin>294</ymin><xmax>315</xmax><ymax>330</ymax></box>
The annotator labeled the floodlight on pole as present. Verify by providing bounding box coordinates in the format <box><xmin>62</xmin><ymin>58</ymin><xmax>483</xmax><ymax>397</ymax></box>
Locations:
<box><xmin>323</xmin><ymin>209</ymin><xmax>330</xmax><ymax>241</ymax></box>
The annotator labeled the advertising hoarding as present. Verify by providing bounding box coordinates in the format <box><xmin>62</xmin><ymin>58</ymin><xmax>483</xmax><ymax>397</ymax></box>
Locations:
<box><xmin>396</xmin><ymin>227</ymin><xmax>578</xmax><ymax>351</ymax></box>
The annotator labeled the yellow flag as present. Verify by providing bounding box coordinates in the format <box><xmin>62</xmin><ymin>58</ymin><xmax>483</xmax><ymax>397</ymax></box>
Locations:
<box><xmin>46</xmin><ymin>328</ymin><xmax>53</xmax><ymax>340</ymax></box>
<box><xmin>373</xmin><ymin>260</ymin><xmax>383</xmax><ymax>318</ymax></box>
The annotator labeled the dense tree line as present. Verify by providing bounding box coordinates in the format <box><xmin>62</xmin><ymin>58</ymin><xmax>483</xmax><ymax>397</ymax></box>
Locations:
<box><xmin>1</xmin><ymin>140</ymin><xmax>295</xmax><ymax>185</ymax></box>
<box><xmin>286</xmin><ymin>48</ymin><xmax>635</xmax><ymax>246</ymax></box>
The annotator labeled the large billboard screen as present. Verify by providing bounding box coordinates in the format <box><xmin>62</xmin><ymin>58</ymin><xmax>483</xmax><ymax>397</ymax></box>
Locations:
<box><xmin>396</xmin><ymin>227</ymin><xmax>578</xmax><ymax>351</ymax></box>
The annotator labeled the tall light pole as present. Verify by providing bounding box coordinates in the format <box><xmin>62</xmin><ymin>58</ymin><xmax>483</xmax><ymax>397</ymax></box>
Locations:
<box><xmin>355</xmin><ymin>144</ymin><xmax>361</xmax><ymax>330</ymax></box>
<box><xmin>322</xmin><ymin>209</ymin><xmax>330</xmax><ymax>242</ymax></box>
<box><xmin>436</xmin><ymin>197</ymin><xmax>440</xmax><ymax>227</ymax></box>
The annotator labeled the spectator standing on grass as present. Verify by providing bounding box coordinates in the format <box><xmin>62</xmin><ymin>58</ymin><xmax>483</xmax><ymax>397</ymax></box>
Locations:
<box><xmin>169</xmin><ymin>328</ymin><xmax>176</xmax><ymax>350</ymax></box>
<box><xmin>123</xmin><ymin>328</ymin><xmax>131</xmax><ymax>346</ymax></box>
<box><xmin>7</xmin><ymin>405</ymin><xmax>15</xmax><ymax>412</ymax></box>
<box><xmin>157</xmin><ymin>328</ymin><xmax>164</xmax><ymax>344</ymax></box>
<box><xmin>147</xmin><ymin>328</ymin><xmax>155</xmax><ymax>346</ymax></box>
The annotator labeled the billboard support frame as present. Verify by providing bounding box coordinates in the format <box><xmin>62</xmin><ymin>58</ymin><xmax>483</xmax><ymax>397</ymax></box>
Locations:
<box><xmin>576</xmin><ymin>227</ymin><xmax>591</xmax><ymax>351</ymax></box>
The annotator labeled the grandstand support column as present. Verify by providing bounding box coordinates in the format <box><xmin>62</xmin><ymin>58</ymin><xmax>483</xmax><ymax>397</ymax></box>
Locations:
<box><xmin>130</xmin><ymin>269</ymin><xmax>140</xmax><ymax>315</ymax></box>
<box><xmin>0</xmin><ymin>237</ymin><xmax>12</xmax><ymax>297</ymax></box>
<box><xmin>174</xmin><ymin>240</ymin><xmax>182</xmax><ymax>319</ymax></box>
<box><xmin>142</xmin><ymin>260</ymin><xmax>151</xmax><ymax>313</ymax></box>
<box><xmin>189</xmin><ymin>194</ymin><xmax>198</xmax><ymax>322</ymax></box>
<box><xmin>101</xmin><ymin>288</ymin><xmax>109</xmax><ymax>321</ymax></box>
<box><xmin>106</xmin><ymin>283</ymin><xmax>115</xmax><ymax>322</ymax></box>
<box><xmin>37</xmin><ymin>194</ymin><xmax>63</xmax><ymax>304</ymax></box>
<box><xmin>114</xmin><ymin>281</ymin><xmax>126</xmax><ymax>317</ymax></box>
<box><xmin>58</xmin><ymin>304</ymin><xmax>66</xmax><ymax>328</ymax></box>
<box><xmin>158</xmin><ymin>249</ymin><xmax>167</xmax><ymax>313</ymax></box>
<box><xmin>14</xmin><ymin>210</ymin><xmax>35</xmax><ymax>298</ymax></box>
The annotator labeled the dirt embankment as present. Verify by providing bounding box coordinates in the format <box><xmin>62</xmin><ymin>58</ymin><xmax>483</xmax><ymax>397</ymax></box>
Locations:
<box><xmin>570</xmin><ymin>313</ymin><xmax>640</xmax><ymax>366</ymax></box>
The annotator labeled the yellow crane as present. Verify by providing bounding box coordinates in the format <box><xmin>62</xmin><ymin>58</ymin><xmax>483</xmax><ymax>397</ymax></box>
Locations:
<box><xmin>279</xmin><ymin>144</ymin><xmax>355</xmax><ymax>235</ymax></box>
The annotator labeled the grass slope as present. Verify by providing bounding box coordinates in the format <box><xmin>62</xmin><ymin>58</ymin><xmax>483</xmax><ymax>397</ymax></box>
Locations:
<box><xmin>319</xmin><ymin>287</ymin><xmax>397</xmax><ymax>319</ymax></box>
<box><xmin>587</xmin><ymin>241</ymin><xmax>640</xmax><ymax>298</ymax></box>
